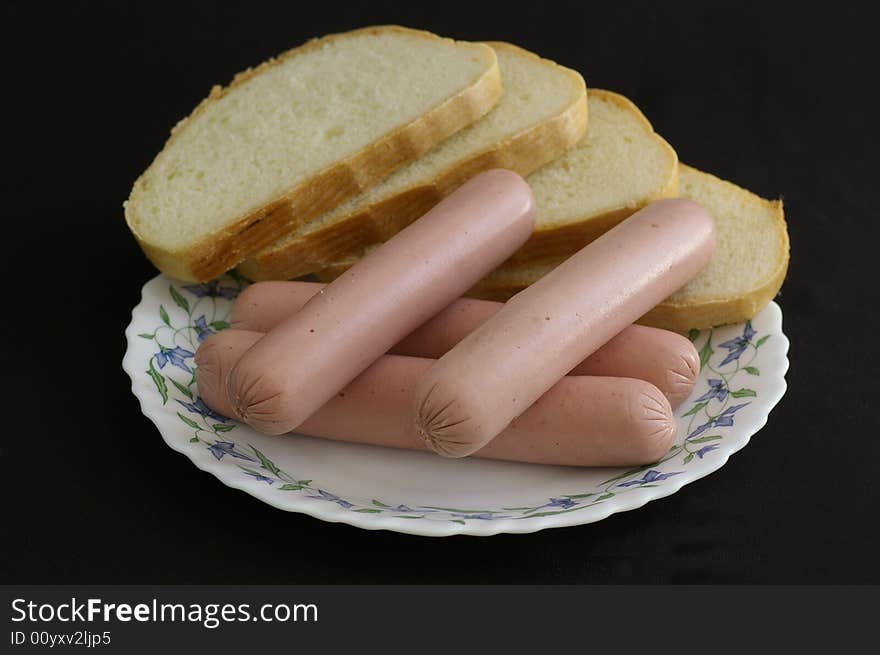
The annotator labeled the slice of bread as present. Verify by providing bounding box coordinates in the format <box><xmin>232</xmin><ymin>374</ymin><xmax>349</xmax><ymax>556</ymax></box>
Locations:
<box><xmin>314</xmin><ymin>165</ymin><xmax>789</xmax><ymax>331</ymax></box>
<box><xmin>465</xmin><ymin>165</ymin><xmax>790</xmax><ymax>330</ymax></box>
<box><xmin>124</xmin><ymin>26</ymin><xmax>502</xmax><ymax>281</ymax></box>
<box><xmin>237</xmin><ymin>42</ymin><xmax>587</xmax><ymax>281</ymax></box>
<box><xmin>506</xmin><ymin>88</ymin><xmax>678</xmax><ymax>265</ymax></box>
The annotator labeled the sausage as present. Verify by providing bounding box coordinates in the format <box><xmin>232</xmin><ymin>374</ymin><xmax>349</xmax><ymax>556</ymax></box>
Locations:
<box><xmin>232</xmin><ymin>281</ymin><xmax>699</xmax><ymax>407</ymax></box>
<box><xmin>413</xmin><ymin>198</ymin><xmax>716</xmax><ymax>457</ymax></box>
<box><xmin>227</xmin><ymin>169</ymin><xmax>536</xmax><ymax>434</ymax></box>
<box><xmin>196</xmin><ymin>330</ymin><xmax>675</xmax><ymax>467</ymax></box>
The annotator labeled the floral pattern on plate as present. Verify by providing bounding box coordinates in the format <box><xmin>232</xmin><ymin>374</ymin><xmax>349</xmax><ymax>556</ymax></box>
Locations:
<box><xmin>124</xmin><ymin>274</ymin><xmax>789</xmax><ymax>536</ymax></box>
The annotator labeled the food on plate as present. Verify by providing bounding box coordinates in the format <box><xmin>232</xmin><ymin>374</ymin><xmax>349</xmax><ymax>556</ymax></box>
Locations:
<box><xmin>196</xmin><ymin>330</ymin><xmax>675</xmax><ymax>467</ymax></box>
<box><xmin>231</xmin><ymin>281</ymin><xmax>699</xmax><ymax>407</ymax></box>
<box><xmin>226</xmin><ymin>169</ymin><xmax>535</xmax><ymax>434</ymax></box>
<box><xmin>124</xmin><ymin>26</ymin><xmax>501</xmax><ymax>281</ymax></box>
<box><xmin>238</xmin><ymin>42</ymin><xmax>588</xmax><ymax>281</ymax></box>
<box><xmin>125</xmin><ymin>23</ymin><xmax>789</xmax><ymax>471</ymax></box>
<box><xmin>412</xmin><ymin>198</ymin><xmax>716</xmax><ymax>457</ymax></box>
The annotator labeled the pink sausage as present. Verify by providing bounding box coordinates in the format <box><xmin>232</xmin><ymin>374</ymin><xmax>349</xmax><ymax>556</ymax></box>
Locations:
<box><xmin>227</xmin><ymin>170</ymin><xmax>536</xmax><ymax>434</ymax></box>
<box><xmin>413</xmin><ymin>198</ymin><xmax>716</xmax><ymax>457</ymax></box>
<box><xmin>232</xmin><ymin>281</ymin><xmax>699</xmax><ymax>407</ymax></box>
<box><xmin>196</xmin><ymin>330</ymin><xmax>675</xmax><ymax>467</ymax></box>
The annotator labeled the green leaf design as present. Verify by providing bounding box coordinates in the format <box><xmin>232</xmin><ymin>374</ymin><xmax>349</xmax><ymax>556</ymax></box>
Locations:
<box><xmin>210</xmin><ymin>320</ymin><xmax>231</xmax><ymax>330</ymax></box>
<box><xmin>213</xmin><ymin>423</ymin><xmax>235</xmax><ymax>432</ymax></box>
<box><xmin>564</xmin><ymin>493</ymin><xmax>595</xmax><ymax>499</ymax></box>
<box><xmin>422</xmin><ymin>506</ymin><xmax>500</xmax><ymax>514</ymax></box>
<box><xmin>171</xmin><ymin>378</ymin><xmax>193</xmax><ymax>400</ymax></box>
<box><xmin>755</xmin><ymin>335</ymin><xmax>770</xmax><ymax>348</ymax></box>
<box><xmin>681</xmin><ymin>400</ymin><xmax>709</xmax><ymax>417</ymax></box>
<box><xmin>177</xmin><ymin>412</ymin><xmax>200</xmax><ymax>429</ymax></box>
<box><xmin>687</xmin><ymin>328</ymin><xmax>700</xmax><ymax>342</ymax></box>
<box><xmin>688</xmin><ymin>434</ymin><xmax>723</xmax><ymax>444</ymax></box>
<box><xmin>353</xmin><ymin>508</ymin><xmax>382</xmax><ymax>513</ymax></box>
<box><xmin>517</xmin><ymin>510</ymin><xmax>566</xmax><ymax>518</ymax></box>
<box><xmin>731</xmin><ymin>388</ymin><xmax>757</xmax><ymax>398</ymax></box>
<box><xmin>600</xmin><ymin>464</ymin><xmax>653</xmax><ymax>486</ymax></box>
<box><xmin>683</xmin><ymin>453</ymin><xmax>695</xmax><ymax>464</ymax></box>
<box><xmin>450</xmin><ymin>519</ymin><xmax>466</xmax><ymax>525</ymax></box>
<box><xmin>744</xmin><ymin>366</ymin><xmax>760</xmax><ymax>375</ymax></box>
<box><xmin>138</xmin><ymin>333</ymin><xmax>155</xmax><ymax>340</ymax></box>
<box><xmin>249</xmin><ymin>445</ymin><xmax>281</xmax><ymax>477</ymax></box>
<box><xmin>372</xmin><ymin>499</ymin><xmax>390</xmax><ymax>507</ymax></box>
<box><xmin>395</xmin><ymin>515</ymin><xmax>423</xmax><ymax>519</ymax></box>
<box><xmin>698</xmin><ymin>333</ymin><xmax>714</xmax><ymax>370</ymax></box>
<box><xmin>147</xmin><ymin>360</ymin><xmax>168</xmax><ymax>404</ymax></box>
<box><xmin>159</xmin><ymin>305</ymin><xmax>171</xmax><ymax>327</ymax></box>
<box><xmin>169</xmin><ymin>285</ymin><xmax>190</xmax><ymax>313</ymax></box>
<box><xmin>298</xmin><ymin>480</ymin><xmax>312</xmax><ymax>485</ymax></box>
<box><xmin>280</xmin><ymin>484</ymin><xmax>303</xmax><ymax>491</ymax></box>
<box><xmin>595</xmin><ymin>493</ymin><xmax>615</xmax><ymax>502</ymax></box>
<box><xmin>515</xmin><ymin>504</ymin><xmax>595</xmax><ymax>519</ymax></box>
<box><xmin>189</xmin><ymin>436</ymin><xmax>199</xmax><ymax>443</ymax></box>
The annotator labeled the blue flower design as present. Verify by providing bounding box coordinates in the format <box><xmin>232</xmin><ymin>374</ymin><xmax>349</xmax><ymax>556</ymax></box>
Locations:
<box><xmin>695</xmin><ymin>378</ymin><xmax>728</xmax><ymax>402</ymax></box>
<box><xmin>183</xmin><ymin>281</ymin><xmax>239</xmax><ymax>300</ymax></box>
<box><xmin>718</xmin><ymin>322</ymin><xmax>757</xmax><ymax>366</ymax></box>
<box><xmin>687</xmin><ymin>403</ymin><xmax>750</xmax><ymax>439</ymax></box>
<box><xmin>155</xmin><ymin>345</ymin><xmax>194</xmax><ymax>372</ymax></box>
<box><xmin>451</xmin><ymin>513</ymin><xmax>505</xmax><ymax>520</ymax></box>
<box><xmin>177</xmin><ymin>396</ymin><xmax>229</xmax><ymax>423</ymax></box>
<box><xmin>545</xmin><ymin>497</ymin><xmax>578</xmax><ymax>509</ymax></box>
<box><xmin>307</xmin><ymin>489</ymin><xmax>354</xmax><ymax>509</ymax></box>
<box><xmin>242</xmin><ymin>470</ymin><xmax>274</xmax><ymax>484</ymax></box>
<box><xmin>394</xmin><ymin>504</ymin><xmax>417</xmax><ymax>512</ymax></box>
<box><xmin>207</xmin><ymin>441</ymin><xmax>256</xmax><ymax>462</ymax></box>
<box><xmin>695</xmin><ymin>445</ymin><xmax>720</xmax><ymax>459</ymax></box>
<box><xmin>193</xmin><ymin>315</ymin><xmax>216</xmax><ymax>343</ymax></box>
<box><xmin>618</xmin><ymin>469</ymin><xmax>684</xmax><ymax>487</ymax></box>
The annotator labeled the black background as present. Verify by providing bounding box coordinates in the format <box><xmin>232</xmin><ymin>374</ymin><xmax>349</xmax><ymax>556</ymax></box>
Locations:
<box><xmin>3</xmin><ymin>1</ymin><xmax>878</xmax><ymax>583</ymax></box>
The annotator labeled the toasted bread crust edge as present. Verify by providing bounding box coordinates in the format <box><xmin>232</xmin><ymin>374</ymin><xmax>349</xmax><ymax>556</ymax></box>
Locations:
<box><xmin>505</xmin><ymin>89</ymin><xmax>679</xmax><ymax>266</ymax></box>
<box><xmin>125</xmin><ymin>26</ymin><xmax>502</xmax><ymax>282</ymax></box>
<box><xmin>238</xmin><ymin>41</ymin><xmax>588</xmax><ymax>281</ymax></box>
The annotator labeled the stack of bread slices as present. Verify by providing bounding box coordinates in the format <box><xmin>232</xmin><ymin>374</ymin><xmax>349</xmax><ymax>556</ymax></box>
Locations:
<box><xmin>125</xmin><ymin>25</ymin><xmax>789</xmax><ymax>331</ymax></box>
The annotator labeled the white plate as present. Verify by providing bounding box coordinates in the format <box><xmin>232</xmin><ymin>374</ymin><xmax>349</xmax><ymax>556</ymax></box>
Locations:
<box><xmin>123</xmin><ymin>274</ymin><xmax>789</xmax><ymax>536</ymax></box>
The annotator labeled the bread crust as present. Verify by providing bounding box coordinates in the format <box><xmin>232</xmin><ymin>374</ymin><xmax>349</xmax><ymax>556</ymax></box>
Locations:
<box><xmin>125</xmin><ymin>26</ymin><xmax>502</xmax><ymax>282</ymax></box>
<box><xmin>238</xmin><ymin>41</ymin><xmax>588</xmax><ymax>281</ymax></box>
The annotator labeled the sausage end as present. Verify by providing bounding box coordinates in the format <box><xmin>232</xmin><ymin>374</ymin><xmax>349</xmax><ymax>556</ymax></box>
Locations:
<box><xmin>413</xmin><ymin>382</ymin><xmax>479</xmax><ymax>458</ymax></box>
<box><xmin>194</xmin><ymin>337</ymin><xmax>227</xmax><ymax>417</ymax></box>
<box><xmin>630</xmin><ymin>383</ymin><xmax>677</xmax><ymax>463</ymax></box>
<box><xmin>664</xmin><ymin>346</ymin><xmax>700</xmax><ymax>408</ymax></box>
<box><xmin>226</xmin><ymin>366</ymin><xmax>292</xmax><ymax>435</ymax></box>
